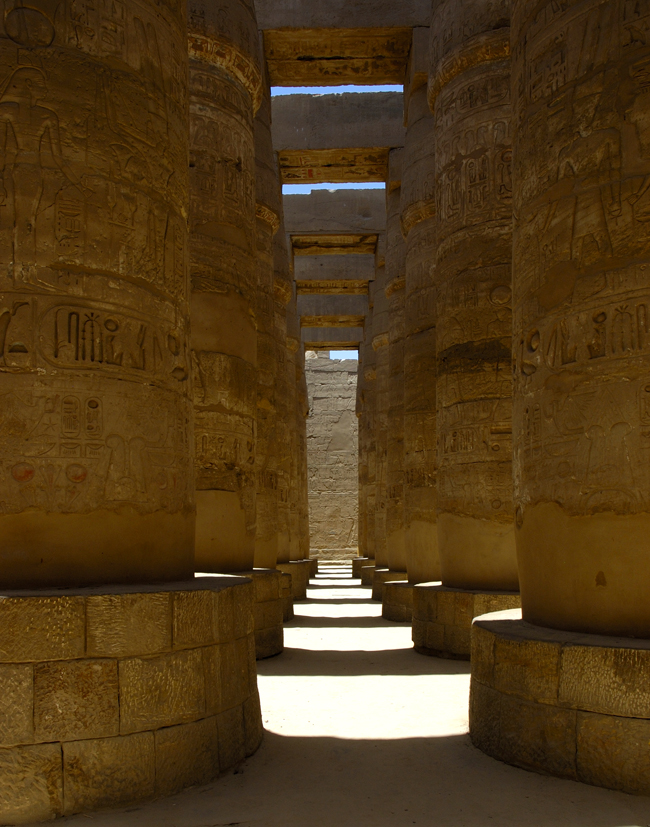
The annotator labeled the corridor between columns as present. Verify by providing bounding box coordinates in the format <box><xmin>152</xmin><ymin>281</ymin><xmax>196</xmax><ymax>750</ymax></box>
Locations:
<box><xmin>57</xmin><ymin>563</ymin><xmax>650</xmax><ymax>827</ymax></box>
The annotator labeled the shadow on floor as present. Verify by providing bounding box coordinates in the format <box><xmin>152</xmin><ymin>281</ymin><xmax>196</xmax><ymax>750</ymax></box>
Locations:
<box><xmin>286</xmin><ymin>614</ymin><xmax>410</xmax><ymax>629</ymax></box>
<box><xmin>65</xmin><ymin>731</ymin><xmax>650</xmax><ymax>827</ymax></box>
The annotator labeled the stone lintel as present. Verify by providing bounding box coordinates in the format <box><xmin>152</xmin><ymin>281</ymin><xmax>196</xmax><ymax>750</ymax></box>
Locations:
<box><xmin>279</xmin><ymin>148</ymin><xmax>389</xmax><ymax>184</ymax></box>
<box><xmin>294</xmin><ymin>253</ymin><xmax>376</xmax><ymax>282</ymax></box>
<box><xmin>301</xmin><ymin>326</ymin><xmax>363</xmax><ymax>349</ymax></box>
<box><xmin>300</xmin><ymin>315</ymin><xmax>366</xmax><ymax>328</ymax></box>
<box><xmin>255</xmin><ymin>1</ymin><xmax>431</xmax><ymax>30</ymax></box>
<box><xmin>297</xmin><ymin>294</ymin><xmax>368</xmax><ymax>317</ymax></box>
<box><xmin>470</xmin><ymin>609</ymin><xmax>650</xmax><ymax>796</ymax></box>
<box><xmin>292</xmin><ymin>234</ymin><xmax>378</xmax><ymax>256</ymax></box>
<box><xmin>263</xmin><ymin>28</ymin><xmax>413</xmax><ymax>86</ymax></box>
<box><xmin>273</xmin><ymin>92</ymin><xmax>404</xmax><ymax>150</ymax></box>
<box><xmin>296</xmin><ymin>279</ymin><xmax>369</xmax><ymax>295</ymax></box>
<box><xmin>283</xmin><ymin>190</ymin><xmax>386</xmax><ymax>236</ymax></box>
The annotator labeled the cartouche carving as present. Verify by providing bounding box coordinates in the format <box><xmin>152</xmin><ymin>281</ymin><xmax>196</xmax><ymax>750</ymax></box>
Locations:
<box><xmin>0</xmin><ymin>0</ymin><xmax>192</xmax><ymax>587</ymax></box>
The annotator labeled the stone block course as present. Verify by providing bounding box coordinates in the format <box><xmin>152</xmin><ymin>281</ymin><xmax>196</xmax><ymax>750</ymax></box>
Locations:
<box><xmin>0</xmin><ymin>578</ymin><xmax>262</xmax><ymax>823</ymax></box>
<box><xmin>470</xmin><ymin>610</ymin><xmax>650</xmax><ymax>795</ymax></box>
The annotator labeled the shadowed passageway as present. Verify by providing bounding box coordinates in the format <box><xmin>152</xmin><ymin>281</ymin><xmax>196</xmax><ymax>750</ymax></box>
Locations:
<box><xmin>58</xmin><ymin>564</ymin><xmax>650</xmax><ymax>827</ymax></box>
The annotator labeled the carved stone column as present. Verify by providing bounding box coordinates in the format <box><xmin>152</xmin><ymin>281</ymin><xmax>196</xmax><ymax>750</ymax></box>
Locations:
<box><xmin>189</xmin><ymin>0</ymin><xmax>261</xmax><ymax>573</ymax></box>
<box><xmin>0</xmin><ymin>0</ymin><xmax>193</xmax><ymax>588</ymax></box>
<box><xmin>430</xmin><ymin>0</ymin><xmax>516</xmax><ymax>589</ymax></box>
<box><xmin>412</xmin><ymin>0</ymin><xmax>520</xmax><ymax>658</ymax></box>
<box><xmin>401</xmin><ymin>66</ymin><xmax>440</xmax><ymax>587</ymax></box>
<box><xmin>372</xmin><ymin>256</ymin><xmax>390</xmax><ymax>581</ymax></box>
<box><xmin>274</xmin><ymin>217</ymin><xmax>293</xmax><ymax>566</ymax></box>
<box><xmin>253</xmin><ymin>82</ymin><xmax>281</xmax><ymax>570</ymax></box>
<box><xmin>385</xmin><ymin>151</ymin><xmax>407</xmax><ymax>576</ymax></box>
<box><xmin>354</xmin><ymin>292</ymin><xmax>377</xmax><ymax>579</ymax></box>
<box><xmin>472</xmin><ymin>1</ymin><xmax>650</xmax><ymax>781</ymax></box>
<box><xmin>510</xmin><ymin>0</ymin><xmax>650</xmax><ymax>639</ymax></box>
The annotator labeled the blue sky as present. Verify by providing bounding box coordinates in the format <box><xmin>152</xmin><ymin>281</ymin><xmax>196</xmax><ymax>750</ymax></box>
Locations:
<box><xmin>271</xmin><ymin>85</ymin><xmax>401</xmax><ymax>96</ymax></box>
<box><xmin>330</xmin><ymin>350</ymin><xmax>359</xmax><ymax>360</ymax></box>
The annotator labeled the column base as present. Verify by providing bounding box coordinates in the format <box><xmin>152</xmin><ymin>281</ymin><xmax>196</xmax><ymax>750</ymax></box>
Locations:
<box><xmin>412</xmin><ymin>584</ymin><xmax>520</xmax><ymax>659</ymax></box>
<box><xmin>382</xmin><ymin>581</ymin><xmax>414</xmax><ymax>622</ymax></box>
<box><xmin>372</xmin><ymin>568</ymin><xmax>407</xmax><ymax>601</ymax></box>
<box><xmin>279</xmin><ymin>573</ymin><xmax>294</xmax><ymax>622</ymax></box>
<box><xmin>470</xmin><ymin>609</ymin><xmax>650</xmax><ymax>796</ymax></box>
<box><xmin>309</xmin><ymin>558</ymin><xmax>319</xmax><ymax>578</ymax></box>
<box><xmin>352</xmin><ymin>557</ymin><xmax>373</xmax><ymax>578</ymax></box>
<box><xmin>360</xmin><ymin>565</ymin><xmax>375</xmax><ymax>586</ymax></box>
<box><xmin>0</xmin><ymin>578</ymin><xmax>263</xmax><ymax>824</ymax></box>
<box><xmin>276</xmin><ymin>560</ymin><xmax>311</xmax><ymax>601</ymax></box>
<box><xmin>234</xmin><ymin>570</ymin><xmax>284</xmax><ymax>660</ymax></box>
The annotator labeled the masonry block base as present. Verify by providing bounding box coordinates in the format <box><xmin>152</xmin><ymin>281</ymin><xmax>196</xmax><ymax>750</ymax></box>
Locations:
<box><xmin>276</xmin><ymin>560</ymin><xmax>311</xmax><ymax>601</ymax></box>
<box><xmin>382</xmin><ymin>581</ymin><xmax>414</xmax><ymax>622</ymax></box>
<box><xmin>309</xmin><ymin>558</ymin><xmax>319</xmax><ymax>578</ymax></box>
<box><xmin>360</xmin><ymin>565</ymin><xmax>375</xmax><ymax>586</ymax></box>
<box><xmin>372</xmin><ymin>568</ymin><xmax>407</xmax><ymax>602</ymax></box>
<box><xmin>279</xmin><ymin>573</ymin><xmax>294</xmax><ymax>622</ymax></box>
<box><xmin>234</xmin><ymin>570</ymin><xmax>284</xmax><ymax>659</ymax></box>
<box><xmin>412</xmin><ymin>584</ymin><xmax>520</xmax><ymax>659</ymax></box>
<box><xmin>352</xmin><ymin>557</ymin><xmax>373</xmax><ymax>578</ymax></box>
<box><xmin>470</xmin><ymin>609</ymin><xmax>650</xmax><ymax>795</ymax></box>
<box><xmin>0</xmin><ymin>578</ymin><xmax>263</xmax><ymax>824</ymax></box>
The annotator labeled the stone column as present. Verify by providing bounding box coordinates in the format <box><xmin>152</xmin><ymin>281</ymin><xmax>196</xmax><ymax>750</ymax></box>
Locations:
<box><xmin>471</xmin><ymin>0</ymin><xmax>650</xmax><ymax>786</ymax></box>
<box><xmin>354</xmin><ymin>294</ymin><xmax>377</xmax><ymax>579</ymax></box>
<box><xmin>190</xmin><ymin>0</ymin><xmax>261</xmax><ymax>573</ymax></box>
<box><xmin>412</xmin><ymin>0</ymin><xmax>520</xmax><ymax>657</ymax></box>
<box><xmin>385</xmin><ymin>151</ymin><xmax>407</xmax><ymax>576</ymax></box>
<box><xmin>401</xmin><ymin>45</ymin><xmax>440</xmax><ymax>587</ymax></box>
<box><xmin>0</xmin><ymin>5</ymin><xmax>263</xmax><ymax>818</ymax></box>
<box><xmin>372</xmin><ymin>251</ymin><xmax>390</xmax><ymax>584</ymax></box>
<box><xmin>254</xmin><ymin>81</ymin><xmax>282</xmax><ymax>570</ymax></box>
<box><xmin>0</xmin><ymin>0</ymin><xmax>193</xmax><ymax>588</ymax></box>
<box><xmin>274</xmin><ymin>218</ymin><xmax>293</xmax><ymax>566</ymax></box>
<box><xmin>509</xmin><ymin>0</ymin><xmax>650</xmax><ymax>639</ymax></box>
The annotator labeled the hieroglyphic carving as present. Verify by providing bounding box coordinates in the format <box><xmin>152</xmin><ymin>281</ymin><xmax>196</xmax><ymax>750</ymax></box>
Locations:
<box><xmin>0</xmin><ymin>0</ymin><xmax>192</xmax><ymax>585</ymax></box>
<box><xmin>512</xmin><ymin>0</ymin><xmax>650</xmax><ymax>519</ymax></box>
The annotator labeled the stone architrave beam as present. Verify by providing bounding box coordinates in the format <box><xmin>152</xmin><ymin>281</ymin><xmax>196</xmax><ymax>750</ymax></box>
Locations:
<box><xmin>292</xmin><ymin>234</ymin><xmax>378</xmax><ymax>256</ymax></box>
<box><xmin>263</xmin><ymin>28</ymin><xmax>413</xmax><ymax>86</ymax></box>
<box><xmin>273</xmin><ymin>93</ymin><xmax>405</xmax><ymax>184</ymax></box>
<box><xmin>297</xmin><ymin>294</ymin><xmax>369</xmax><ymax>318</ymax></box>
<box><xmin>255</xmin><ymin>0</ymin><xmax>431</xmax><ymax>29</ymax></box>
<box><xmin>302</xmin><ymin>327</ymin><xmax>364</xmax><ymax>350</ymax></box>
<box><xmin>294</xmin><ymin>255</ymin><xmax>374</xmax><ymax>294</ymax></box>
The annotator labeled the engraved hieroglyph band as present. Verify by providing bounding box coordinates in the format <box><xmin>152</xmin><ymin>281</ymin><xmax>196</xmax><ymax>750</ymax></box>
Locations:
<box><xmin>427</xmin><ymin>29</ymin><xmax>511</xmax><ymax>112</ymax></box>
<box><xmin>188</xmin><ymin>33</ymin><xmax>263</xmax><ymax>114</ymax></box>
<box><xmin>400</xmin><ymin>199</ymin><xmax>437</xmax><ymax>239</ymax></box>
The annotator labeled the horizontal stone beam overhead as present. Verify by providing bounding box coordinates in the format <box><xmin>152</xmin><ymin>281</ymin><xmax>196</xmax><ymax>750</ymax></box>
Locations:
<box><xmin>296</xmin><ymin>279</ymin><xmax>368</xmax><ymax>295</ymax></box>
<box><xmin>272</xmin><ymin>93</ymin><xmax>405</xmax><ymax>184</ymax></box>
<box><xmin>255</xmin><ymin>0</ymin><xmax>431</xmax><ymax>29</ymax></box>
<box><xmin>297</xmin><ymin>294</ymin><xmax>369</xmax><ymax>317</ymax></box>
<box><xmin>263</xmin><ymin>28</ymin><xmax>413</xmax><ymax>86</ymax></box>
<box><xmin>284</xmin><ymin>190</ymin><xmax>386</xmax><ymax>234</ymax></box>
<box><xmin>280</xmin><ymin>148</ymin><xmax>389</xmax><ymax>184</ymax></box>
<box><xmin>294</xmin><ymin>254</ymin><xmax>376</xmax><ymax>281</ymax></box>
<box><xmin>292</xmin><ymin>233</ymin><xmax>378</xmax><ymax>256</ymax></box>
<box><xmin>301</xmin><ymin>326</ymin><xmax>364</xmax><ymax>349</ymax></box>
<box><xmin>300</xmin><ymin>314</ymin><xmax>366</xmax><ymax>328</ymax></box>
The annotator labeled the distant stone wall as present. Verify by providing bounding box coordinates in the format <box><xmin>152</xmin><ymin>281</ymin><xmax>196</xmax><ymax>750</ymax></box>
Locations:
<box><xmin>305</xmin><ymin>353</ymin><xmax>359</xmax><ymax>559</ymax></box>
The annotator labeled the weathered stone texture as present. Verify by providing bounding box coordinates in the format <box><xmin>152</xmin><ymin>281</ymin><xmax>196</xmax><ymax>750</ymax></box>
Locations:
<box><xmin>402</xmin><ymin>74</ymin><xmax>439</xmax><ymax>585</ymax></box>
<box><xmin>190</xmin><ymin>0</ymin><xmax>261</xmax><ymax>574</ymax></box>
<box><xmin>430</xmin><ymin>0</ymin><xmax>516</xmax><ymax>592</ymax></box>
<box><xmin>470</xmin><ymin>610</ymin><xmax>650</xmax><ymax>795</ymax></box>
<box><xmin>0</xmin><ymin>0</ymin><xmax>193</xmax><ymax>589</ymax></box>
<box><xmin>511</xmin><ymin>0</ymin><xmax>650</xmax><ymax>638</ymax></box>
<box><xmin>306</xmin><ymin>353</ymin><xmax>359</xmax><ymax>559</ymax></box>
<box><xmin>385</xmin><ymin>150</ymin><xmax>407</xmax><ymax>574</ymax></box>
<box><xmin>0</xmin><ymin>579</ymin><xmax>262</xmax><ymax>822</ymax></box>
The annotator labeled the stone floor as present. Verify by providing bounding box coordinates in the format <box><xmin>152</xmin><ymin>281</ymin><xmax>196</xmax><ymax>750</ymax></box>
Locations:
<box><xmin>57</xmin><ymin>563</ymin><xmax>650</xmax><ymax>827</ymax></box>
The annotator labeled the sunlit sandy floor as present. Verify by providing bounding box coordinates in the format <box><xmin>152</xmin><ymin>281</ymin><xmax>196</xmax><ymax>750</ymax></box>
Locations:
<box><xmin>58</xmin><ymin>563</ymin><xmax>650</xmax><ymax>827</ymax></box>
